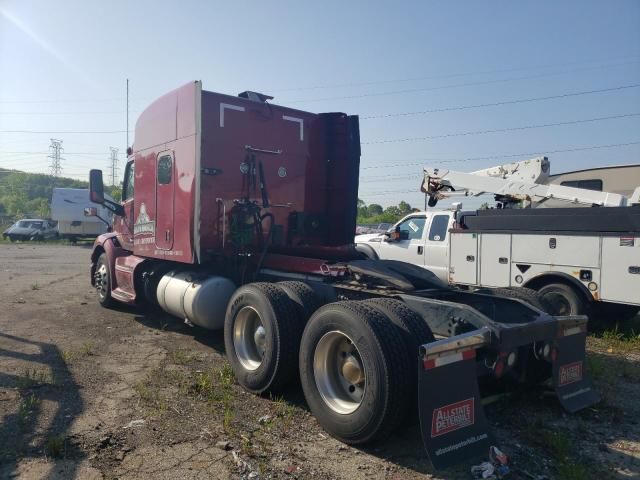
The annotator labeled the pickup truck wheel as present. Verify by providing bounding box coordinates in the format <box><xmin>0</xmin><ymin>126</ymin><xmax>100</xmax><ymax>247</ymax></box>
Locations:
<box><xmin>94</xmin><ymin>253</ymin><xmax>113</xmax><ymax>307</ymax></box>
<box><xmin>536</xmin><ymin>283</ymin><xmax>585</xmax><ymax>316</ymax></box>
<box><xmin>277</xmin><ymin>281</ymin><xmax>321</xmax><ymax>324</ymax></box>
<box><xmin>299</xmin><ymin>301</ymin><xmax>410</xmax><ymax>444</ymax></box>
<box><xmin>224</xmin><ymin>283</ymin><xmax>301</xmax><ymax>394</ymax></box>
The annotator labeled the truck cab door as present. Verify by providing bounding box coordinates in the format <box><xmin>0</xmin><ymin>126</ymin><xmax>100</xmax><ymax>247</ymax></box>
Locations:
<box><xmin>115</xmin><ymin>160</ymin><xmax>135</xmax><ymax>251</ymax></box>
<box><xmin>422</xmin><ymin>213</ymin><xmax>453</xmax><ymax>282</ymax></box>
<box><xmin>155</xmin><ymin>152</ymin><xmax>175</xmax><ymax>250</ymax></box>
<box><xmin>376</xmin><ymin>215</ymin><xmax>427</xmax><ymax>264</ymax></box>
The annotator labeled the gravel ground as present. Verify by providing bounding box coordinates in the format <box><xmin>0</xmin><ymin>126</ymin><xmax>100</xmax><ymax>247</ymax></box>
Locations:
<box><xmin>0</xmin><ymin>244</ymin><xmax>638</xmax><ymax>479</ymax></box>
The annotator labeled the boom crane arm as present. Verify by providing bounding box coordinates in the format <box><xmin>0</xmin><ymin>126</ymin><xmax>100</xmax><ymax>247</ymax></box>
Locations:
<box><xmin>422</xmin><ymin>156</ymin><xmax>638</xmax><ymax>208</ymax></box>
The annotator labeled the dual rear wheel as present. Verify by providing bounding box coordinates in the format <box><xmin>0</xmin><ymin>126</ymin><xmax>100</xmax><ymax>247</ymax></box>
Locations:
<box><xmin>223</xmin><ymin>284</ymin><xmax>434</xmax><ymax>444</ymax></box>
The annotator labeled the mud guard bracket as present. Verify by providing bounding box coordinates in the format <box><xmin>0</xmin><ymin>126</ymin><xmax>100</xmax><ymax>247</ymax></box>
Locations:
<box><xmin>418</xmin><ymin>327</ymin><xmax>493</xmax><ymax>470</ymax></box>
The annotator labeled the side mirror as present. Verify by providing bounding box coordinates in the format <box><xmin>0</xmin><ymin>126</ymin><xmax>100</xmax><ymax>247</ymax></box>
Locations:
<box><xmin>84</xmin><ymin>207</ymin><xmax>97</xmax><ymax>217</ymax></box>
<box><xmin>89</xmin><ymin>169</ymin><xmax>105</xmax><ymax>204</ymax></box>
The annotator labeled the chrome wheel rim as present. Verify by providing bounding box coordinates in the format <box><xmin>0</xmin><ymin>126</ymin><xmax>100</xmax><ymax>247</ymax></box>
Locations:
<box><xmin>313</xmin><ymin>331</ymin><xmax>366</xmax><ymax>415</ymax></box>
<box><xmin>233</xmin><ymin>306</ymin><xmax>266</xmax><ymax>371</ymax></box>
<box><xmin>94</xmin><ymin>264</ymin><xmax>109</xmax><ymax>299</ymax></box>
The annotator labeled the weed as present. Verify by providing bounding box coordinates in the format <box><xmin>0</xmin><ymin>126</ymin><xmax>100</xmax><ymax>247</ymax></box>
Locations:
<box><xmin>169</xmin><ymin>349</ymin><xmax>197</xmax><ymax>365</ymax></box>
<box><xmin>30</xmin><ymin>283</ymin><xmax>40</xmax><ymax>290</ymax></box>
<box><xmin>61</xmin><ymin>350</ymin><xmax>75</xmax><ymax>364</ymax></box>
<box><xmin>556</xmin><ymin>461</ymin><xmax>589</xmax><ymax>480</ymax></box>
<box><xmin>541</xmin><ymin>430</ymin><xmax>570</xmax><ymax>459</ymax></box>
<box><xmin>18</xmin><ymin>393</ymin><xmax>39</xmax><ymax>427</ymax></box>
<box><xmin>223</xmin><ymin>406</ymin><xmax>235</xmax><ymax>434</ymax></box>
<box><xmin>80</xmin><ymin>342</ymin><xmax>95</xmax><ymax>356</ymax></box>
<box><xmin>46</xmin><ymin>435</ymin><xmax>65</xmax><ymax>458</ymax></box>
<box><xmin>219</xmin><ymin>364</ymin><xmax>235</xmax><ymax>387</ymax></box>
<box><xmin>17</xmin><ymin>368</ymin><xmax>55</xmax><ymax>389</ymax></box>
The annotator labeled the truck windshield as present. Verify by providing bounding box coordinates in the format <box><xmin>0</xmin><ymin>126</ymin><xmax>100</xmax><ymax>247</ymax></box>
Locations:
<box><xmin>17</xmin><ymin>221</ymin><xmax>43</xmax><ymax>228</ymax></box>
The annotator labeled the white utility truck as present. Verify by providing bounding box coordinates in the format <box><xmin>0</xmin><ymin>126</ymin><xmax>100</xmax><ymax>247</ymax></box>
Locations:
<box><xmin>356</xmin><ymin>158</ymin><xmax>640</xmax><ymax>318</ymax></box>
<box><xmin>51</xmin><ymin>188</ymin><xmax>112</xmax><ymax>242</ymax></box>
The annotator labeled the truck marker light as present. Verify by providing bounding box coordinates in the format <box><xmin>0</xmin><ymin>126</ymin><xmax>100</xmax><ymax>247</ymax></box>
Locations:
<box><xmin>493</xmin><ymin>360</ymin><xmax>505</xmax><ymax>378</ymax></box>
<box><xmin>588</xmin><ymin>282</ymin><xmax>598</xmax><ymax>291</ymax></box>
<box><xmin>506</xmin><ymin>352</ymin><xmax>517</xmax><ymax>367</ymax></box>
<box><xmin>515</xmin><ymin>275</ymin><xmax>523</xmax><ymax>284</ymax></box>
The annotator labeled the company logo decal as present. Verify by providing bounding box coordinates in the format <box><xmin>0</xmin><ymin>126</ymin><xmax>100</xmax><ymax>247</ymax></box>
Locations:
<box><xmin>559</xmin><ymin>361</ymin><xmax>583</xmax><ymax>387</ymax></box>
<box><xmin>134</xmin><ymin>203</ymin><xmax>155</xmax><ymax>235</ymax></box>
<box><xmin>431</xmin><ymin>398</ymin><xmax>475</xmax><ymax>437</ymax></box>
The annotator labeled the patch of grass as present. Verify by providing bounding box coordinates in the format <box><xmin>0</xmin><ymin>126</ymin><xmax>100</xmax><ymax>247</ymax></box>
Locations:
<box><xmin>556</xmin><ymin>461</ymin><xmax>589</xmax><ymax>480</ymax></box>
<box><xmin>30</xmin><ymin>283</ymin><xmax>40</xmax><ymax>290</ymax></box>
<box><xmin>16</xmin><ymin>368</ymin><xmax>56</xmax><ymax>388</ymax></box>
<box><xmin>61</xmin><ymin>350</ymin><xmax>76</xmax><ymax>364</ymax></box>
<box><xmin>18</xmin><ymin>393</ymin><xmax>39</xmax><ymax>427</ymax></box>
<box><xmin>61</xmin><ymin>342</ymin><xmax>96</xmax><ymax>364</ymax></box>
<box><xmin>540</xmin><ymin>430</ymin><xmax>570</xmax><ymax>459</ymax></box>
<box><xmin>169</xmin><ymin>349</ymin><xmax>197</xmax><ymax>365</ymax></box>
<box><xmin>46</xmin><ymin>435</ymin><xmax>66</xmax><ymax>458</ymax></box>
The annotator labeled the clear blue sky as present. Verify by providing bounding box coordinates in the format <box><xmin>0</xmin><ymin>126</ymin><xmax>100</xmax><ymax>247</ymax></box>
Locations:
<box><xmin>1</xmin><ymin>0</ymin><xmax>639</xmax><ymax>208</ymax></box>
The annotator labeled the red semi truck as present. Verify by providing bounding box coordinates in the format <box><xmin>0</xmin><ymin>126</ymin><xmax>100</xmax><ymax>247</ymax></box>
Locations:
<box><xmin>87</xmin><ymin>81</ymin><xmax>598</xmax><ymax>469</ymax></box>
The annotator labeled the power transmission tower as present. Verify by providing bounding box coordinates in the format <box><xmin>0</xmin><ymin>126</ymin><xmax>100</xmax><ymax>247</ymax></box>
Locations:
<box><xmin>109</xmin><ymin>147</ymin><xmax>120</xmax><ymax>186</ymax></box>
<box><xmin>48</xmin><ymin>138</ymin><xmax>64</xmax><ymax>177</ymax></box>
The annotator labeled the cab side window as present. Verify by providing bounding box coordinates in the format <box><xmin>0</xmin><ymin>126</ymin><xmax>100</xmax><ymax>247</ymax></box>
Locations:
<box><xmin>122</xmin><ymin>162</ymin><xmax>135</xmax><ymax>201</ymax></box>
<box><xmin>397</xmin><ymin>217</ymin><xmax>426</xmax><ymax>240</ymax></box>
<box><xmin>157</xmin><ymin>155</ymin><xmax>172</xmax><ymax>184</ymax></box>
<box><xmin>428</xmin><ymin>215</ymin><xmax>450</xmax><ymax>242</ymax></box>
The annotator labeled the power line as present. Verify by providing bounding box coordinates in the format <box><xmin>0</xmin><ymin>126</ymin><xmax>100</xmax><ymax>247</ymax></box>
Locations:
<box><xmin>361</xmin><ymin>83</ymin><xmax>640</xmax><ymax>120</ymax></box>
<box><xmin>360</xmin><ymin>140</ymin><xmax>640</xmax><ymax>172</ymax></box>
<box><xmin>270</xmin><ymin>55</ymin><xmax>640</xmax><ymax>93</ymax></box>
<box><xmin>0</xmin><ymin>129</ymin><xmax>129</xmax><ymax>134</ymax></box>
<box><xmin>362</xmin><ymin>112</ymin><xmax>640</xmax><ymax>145</ymax></box>
<box><xmin>0</xmin><ymin>151</ymin><xmax>126</xmax><ymax>156</ymax></box>
<box><xmin>285</xmin><ymin>59</ymin><xmax>640</xmax><ymax>104</ymax></box>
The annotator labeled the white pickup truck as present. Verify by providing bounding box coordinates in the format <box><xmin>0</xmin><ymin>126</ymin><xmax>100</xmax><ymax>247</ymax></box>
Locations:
<box><xmin>355</xmin><ymin>207</ymin><xmax>640</xmax><ymax>318</ymax></box>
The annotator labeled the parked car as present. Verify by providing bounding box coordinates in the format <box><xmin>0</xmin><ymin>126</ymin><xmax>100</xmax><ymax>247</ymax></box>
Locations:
<box><xmin>2</xmin><ymin>219</ymin><xmax>58</xmax><ymax>241</ymax></box>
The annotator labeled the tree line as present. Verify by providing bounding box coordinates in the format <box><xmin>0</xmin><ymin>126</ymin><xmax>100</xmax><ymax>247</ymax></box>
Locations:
<box><xmin>357</xmin><ymin>199</ymin><xmax>418</xmax><ymax>224</ymax></box>
<box><xmin>0</xmin><ymin>169</ymin><xmax>121</xmax><ymax>219</ymax></box>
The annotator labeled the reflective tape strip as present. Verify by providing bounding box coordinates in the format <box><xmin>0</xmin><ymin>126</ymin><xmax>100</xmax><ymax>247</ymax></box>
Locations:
<box><xmin>562</xmin><ymin>325</ymin><xmax>586</xmax><ymax>337</ymax></box>
<box><xmin>424</xmin><ymin>349</ymin><xmax>476</xmax><ymax>370</ymax></box>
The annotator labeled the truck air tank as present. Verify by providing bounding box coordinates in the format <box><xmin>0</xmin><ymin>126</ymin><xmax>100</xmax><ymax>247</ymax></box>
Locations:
<box><xmin>156</xmin><ymin>271</ymin><xmax>236</xmax><ymax>330</ymax></box>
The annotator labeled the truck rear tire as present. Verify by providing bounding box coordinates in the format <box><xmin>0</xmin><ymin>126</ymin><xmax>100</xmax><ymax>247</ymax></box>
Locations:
<box><xmin>536</xmin><ymin>283</ymin><xmax>586</xmax><ymax>316</ymax></box>
<box><xmin>277</xmin><ymin>281</ymin><xmax>321</xmax><ymax>324</ymax></box>
<box><xmin>363</xmin><ymin>298</ymin><xmax>435</xmax><ymax>420</ymax></box>
<box><xmin>224</xmin><ymin>283</ymin><xmax>302</xmax><ymax>394</ymax></box>
<box><xmin>94</xmin><ymin>253</ymin><xmax>113</xmax><ymax>308</ymax></box>
<box><xmin>299</xmin><ymin>301</ymin><xmax>410</xmax><ymax>444</ymax></box>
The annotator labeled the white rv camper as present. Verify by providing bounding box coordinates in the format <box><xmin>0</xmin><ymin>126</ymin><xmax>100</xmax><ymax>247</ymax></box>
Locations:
<box><xmin>50</xmin><ymin>188</ymin><xmax>112</xmax><ymax>242</ymax></box>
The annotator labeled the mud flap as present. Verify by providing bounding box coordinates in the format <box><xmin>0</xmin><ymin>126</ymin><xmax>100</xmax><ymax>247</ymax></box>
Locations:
<box><xmin>553</xmin><ymin>321</ymin><xmax>600</xmax><ymax>412</ymax></box>
<box><xmin>418</xmin><ymin>328</ymin><xmax>493</xmax><ymax>470</ymax></box>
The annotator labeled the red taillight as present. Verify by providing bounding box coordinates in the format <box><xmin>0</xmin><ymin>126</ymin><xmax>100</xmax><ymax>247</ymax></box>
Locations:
<box><xmin>494</xmin><ymin>360</ymin><xmax>505</xmax><ymax>378</ymax></box>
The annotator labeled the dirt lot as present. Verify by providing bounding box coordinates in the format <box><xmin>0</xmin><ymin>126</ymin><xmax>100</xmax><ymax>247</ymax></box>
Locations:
<box><xmin>0</xmin><ymin>244</ymin><xmax>638</xmax><ymax>480</ymax></box>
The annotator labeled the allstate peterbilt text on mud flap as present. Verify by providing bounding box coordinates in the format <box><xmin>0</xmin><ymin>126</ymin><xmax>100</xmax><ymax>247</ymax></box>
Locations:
<box><xmin>87</xmin><ymin>81</ymin><xmax>600</xmax><ymax>470</ymax></box>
